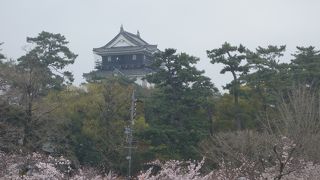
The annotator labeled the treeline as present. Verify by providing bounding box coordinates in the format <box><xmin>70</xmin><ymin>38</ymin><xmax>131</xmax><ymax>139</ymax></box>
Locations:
<box><xmin>1</xmin><ymin>32</ymin><xmax>320</xmax><ymax>176</ymax></box>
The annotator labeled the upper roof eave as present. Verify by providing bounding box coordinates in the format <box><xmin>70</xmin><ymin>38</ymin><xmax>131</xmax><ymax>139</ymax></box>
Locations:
<box><xmin>94</xmin><ymin>27</ymin><xmax>154</xmax><ymax>50</ymax></box>
<box><xmin>94</xmin><ymin>49</ymin><xmax>156</xmax><ymax>56</ymax></box>
<box><xmin>93</xmin><ymin>44</ymin><xmax>157</xmax><ymax>52</ymax></box>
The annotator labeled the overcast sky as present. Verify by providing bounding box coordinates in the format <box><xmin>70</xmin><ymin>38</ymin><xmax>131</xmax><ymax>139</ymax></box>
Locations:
<box><xmin>1</xmin><ymin>0</ymin><xmax>320</xmax><ymax>90</ymax></box>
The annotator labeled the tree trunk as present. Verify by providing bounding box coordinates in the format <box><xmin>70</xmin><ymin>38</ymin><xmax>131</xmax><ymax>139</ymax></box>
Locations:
<box><xmin>207</xmin><ymin>106</ymin><xmax>214</xmax><ymax>135</ymax></box>
<box><xmin>23</xmin><ymin>93</ymin><xmax>33</xmax><ymax>148</ymax></box>
<box><xmin>232</xmin><ymin>72</ymin><xmax>242</xmax><ymax>130</ymax></box>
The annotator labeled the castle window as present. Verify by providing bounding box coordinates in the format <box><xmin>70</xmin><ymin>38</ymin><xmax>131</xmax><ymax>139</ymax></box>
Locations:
<box><xmin>132</xmin><ymin>55</ymin><xmax>136</xmax><ymax>60</ymax></box>
<box><xmin>107</xmin><ymin>56</ymin><xmax>111</xmax><ymax>62</ymax></box>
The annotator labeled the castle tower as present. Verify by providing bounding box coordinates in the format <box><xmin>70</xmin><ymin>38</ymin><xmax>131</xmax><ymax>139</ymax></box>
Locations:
<box><xmin>84</xmin><ymin>26</ymin><xmax>158</xmax><ymax>87</ymax></box>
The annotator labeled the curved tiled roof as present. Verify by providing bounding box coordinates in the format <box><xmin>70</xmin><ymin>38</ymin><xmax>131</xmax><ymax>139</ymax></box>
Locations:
<box><xmin>93</xmin><ymin>26</ymin><xmax>157</xmax><ymax>54</ymax></box>
<box><xmin>94</xmin><ymin>45</ymin><xmax>158</xmax><ymax>55</ymax></box>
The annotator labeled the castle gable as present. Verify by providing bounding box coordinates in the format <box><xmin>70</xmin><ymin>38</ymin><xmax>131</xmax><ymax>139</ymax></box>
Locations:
<box><xmin>107</xmin><ymin>34</ymin><xmax>136</xmax><ymax>48</ymax></box>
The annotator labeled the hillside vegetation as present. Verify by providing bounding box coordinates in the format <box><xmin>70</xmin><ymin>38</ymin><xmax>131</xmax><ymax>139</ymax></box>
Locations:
<box><xmin>1</xmin><ymin>32</ymin><xmax>320</xmax><ymax>179</ymax></box>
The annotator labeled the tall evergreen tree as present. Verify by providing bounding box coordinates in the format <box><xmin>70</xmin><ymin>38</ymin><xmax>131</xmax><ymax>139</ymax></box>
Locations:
<box><xmin>1</xmin><ymin>31</ymin><xmax>77</xmax><ymax>148</ymax></box>
<box><xmin>18</xmin><ymin>31</ymin><xmax>77</xmax><ymax>88</ymax></box>
<box><xmin>245</xmin><ymin>45</ymin><xmax>289</xmax><ymax>110</ymax></box>
<box><xmin>291</xmin><ymin>46</ymin><xmax>320</xmax><ymax>88</ymax></box>
<box><xmin>143</xmin><ymin>49</ymin><xmax>217</xmax><ymax>159</ymax></box>
<box><xmin>207</xmin><ymin>42</ymin><xmax>249</xmax><ymax>130</ymax></box>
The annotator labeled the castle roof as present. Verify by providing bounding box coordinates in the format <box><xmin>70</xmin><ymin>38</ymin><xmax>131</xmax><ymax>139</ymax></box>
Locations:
<box><xmin>93</xmin><ymin>25</ymin><xmax>158</xmax><ymax>55</ymax></box>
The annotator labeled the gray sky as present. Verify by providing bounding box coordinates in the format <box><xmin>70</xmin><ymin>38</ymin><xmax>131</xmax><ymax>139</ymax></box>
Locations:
<box><xmin>1</xmin><ymin>0</ymin><xmax>320</xmax><ymax>90</ymax></box>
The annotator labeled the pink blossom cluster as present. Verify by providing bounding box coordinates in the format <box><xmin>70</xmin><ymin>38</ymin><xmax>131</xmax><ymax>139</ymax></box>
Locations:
<box><xmin>1</xmin><ymin>136</ymin><xmax>320</xmax><ymax>179</ymax></box>
<box><xmin>138</xmin><ymin>158</ymin><xmax>205</xmax><ymax>180</ymax></box>
<box><xmin>0</xmin><ymin>151</ymin><xmax>68</xmax><ymax>179</ymax></box>
<box><xmin>0</xmin><ymin>151</ymin><xmax>117</xmax><ymax>180</ymax></box>
<box><xmin>138</xmin><ymin>137</ymin><xmax>320</xmax><ymax>180</ymax></box>
<box><xmin>138</xmin><ymin>157</ymin><xmax>320</xmax><ymax>180</ymax></box>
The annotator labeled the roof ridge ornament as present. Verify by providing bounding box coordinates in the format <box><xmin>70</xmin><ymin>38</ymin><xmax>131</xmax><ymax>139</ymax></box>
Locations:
<box><xmin>120</xmin><ymin>24</ymin><xmax>124</xmax><ymax>32</ymax></box>
<box><xmin>137</xmin><ymin>30</ymin><xmax>140</xmax><ymax>37</ymax></box>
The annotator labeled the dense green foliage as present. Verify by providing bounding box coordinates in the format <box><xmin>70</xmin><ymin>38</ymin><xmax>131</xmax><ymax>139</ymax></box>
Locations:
<box><xmin>1</xmin><ymin>34</ymin><xmax>320</xmax><ymax>176</ymax></box>
<box><xmin>207</xmin><ymin>43</ymin><xmax>249</xmax><ymax>129</ymax></box>
<box><xmin>291</xmin><ymin>46</ymin><xmax>320</xmax><ymax>88</ymax></box>
<box><xmin>143</xmin><ymin>49</ymin><xmax>217</xmax><ymax>160</ymax></box>
<box><xmin>245</xmin><ymin>45</ymin><xmax>289</xmax><ymax>110</ymax></box>
<box><xmin>0</xmin><ymin>32</ymin><xmax>78</xmax><ymax>149</ymax></box>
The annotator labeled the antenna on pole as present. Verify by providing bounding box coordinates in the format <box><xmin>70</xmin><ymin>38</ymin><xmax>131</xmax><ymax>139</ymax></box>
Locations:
<box><xmin>125</xmin><ymin>88</ymin><xmax>136</xmax><ymax>180</ymax></box>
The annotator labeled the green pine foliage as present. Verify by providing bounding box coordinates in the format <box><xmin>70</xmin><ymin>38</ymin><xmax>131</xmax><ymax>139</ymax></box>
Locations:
<box><xmin>207</xmin><ymin>42</ymin><xmax>249</xmax><ymax>130</ymax></box>
<box><xmin>142</xmin><ymin>49</ymin><xmax>217</xmax><ymax>160</ymax></box>
<box><xmin>291</xmin><ymin>46</ymin><xmax>320</xmax><ymax>88</ymax></box>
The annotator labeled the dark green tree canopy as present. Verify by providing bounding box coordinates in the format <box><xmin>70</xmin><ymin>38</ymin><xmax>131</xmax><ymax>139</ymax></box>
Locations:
<box><xmin>207</xmin><ymin>42</ymin><xmax>249</xmax><ymax>78</ymax></box>
<box><xmin>26</xmin><ymin>31</ymin><xmax>77</xmax><ymax>68</ymax></box>
<box><xmin>245</xmin><ymin>45</ymin><xmax>289</xmax><ymax>90</ymax></box>
<box><xmin>18</xmin><ymin>31</ymin><xmax>77</xmax><ymax>88</ymax></box>
<box><xmin>147</xmin><ymin>48</ymin><xmax>215</xmax><ymax>95</ymax></box>
<box><xmin>244</xmin><ymin>45</ymin><xmax>290</xmax><ymax>113</ymax></box>
<box><xmin>247</xmin><ymin>45</ymin><xmax>286</xmax><ymax>70</ymax></box>
<box><xmin>291</xmin><ymin>46</ymin><xmax>320</xmax><ymax>88</ymax></box>
<box><xmin>0</xmin><ymin>32</ymin><xmax>78</xmax><ymax>148</ymax></box>
<box><xmin>144</xmin><ymin>49</ymin><xmax>217</xmax><ymax>159</ymax></box>
<box><xmin>207</xmin><ymin>42</ymin><xmax>250</xmax><ymax>130</ymax></box>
